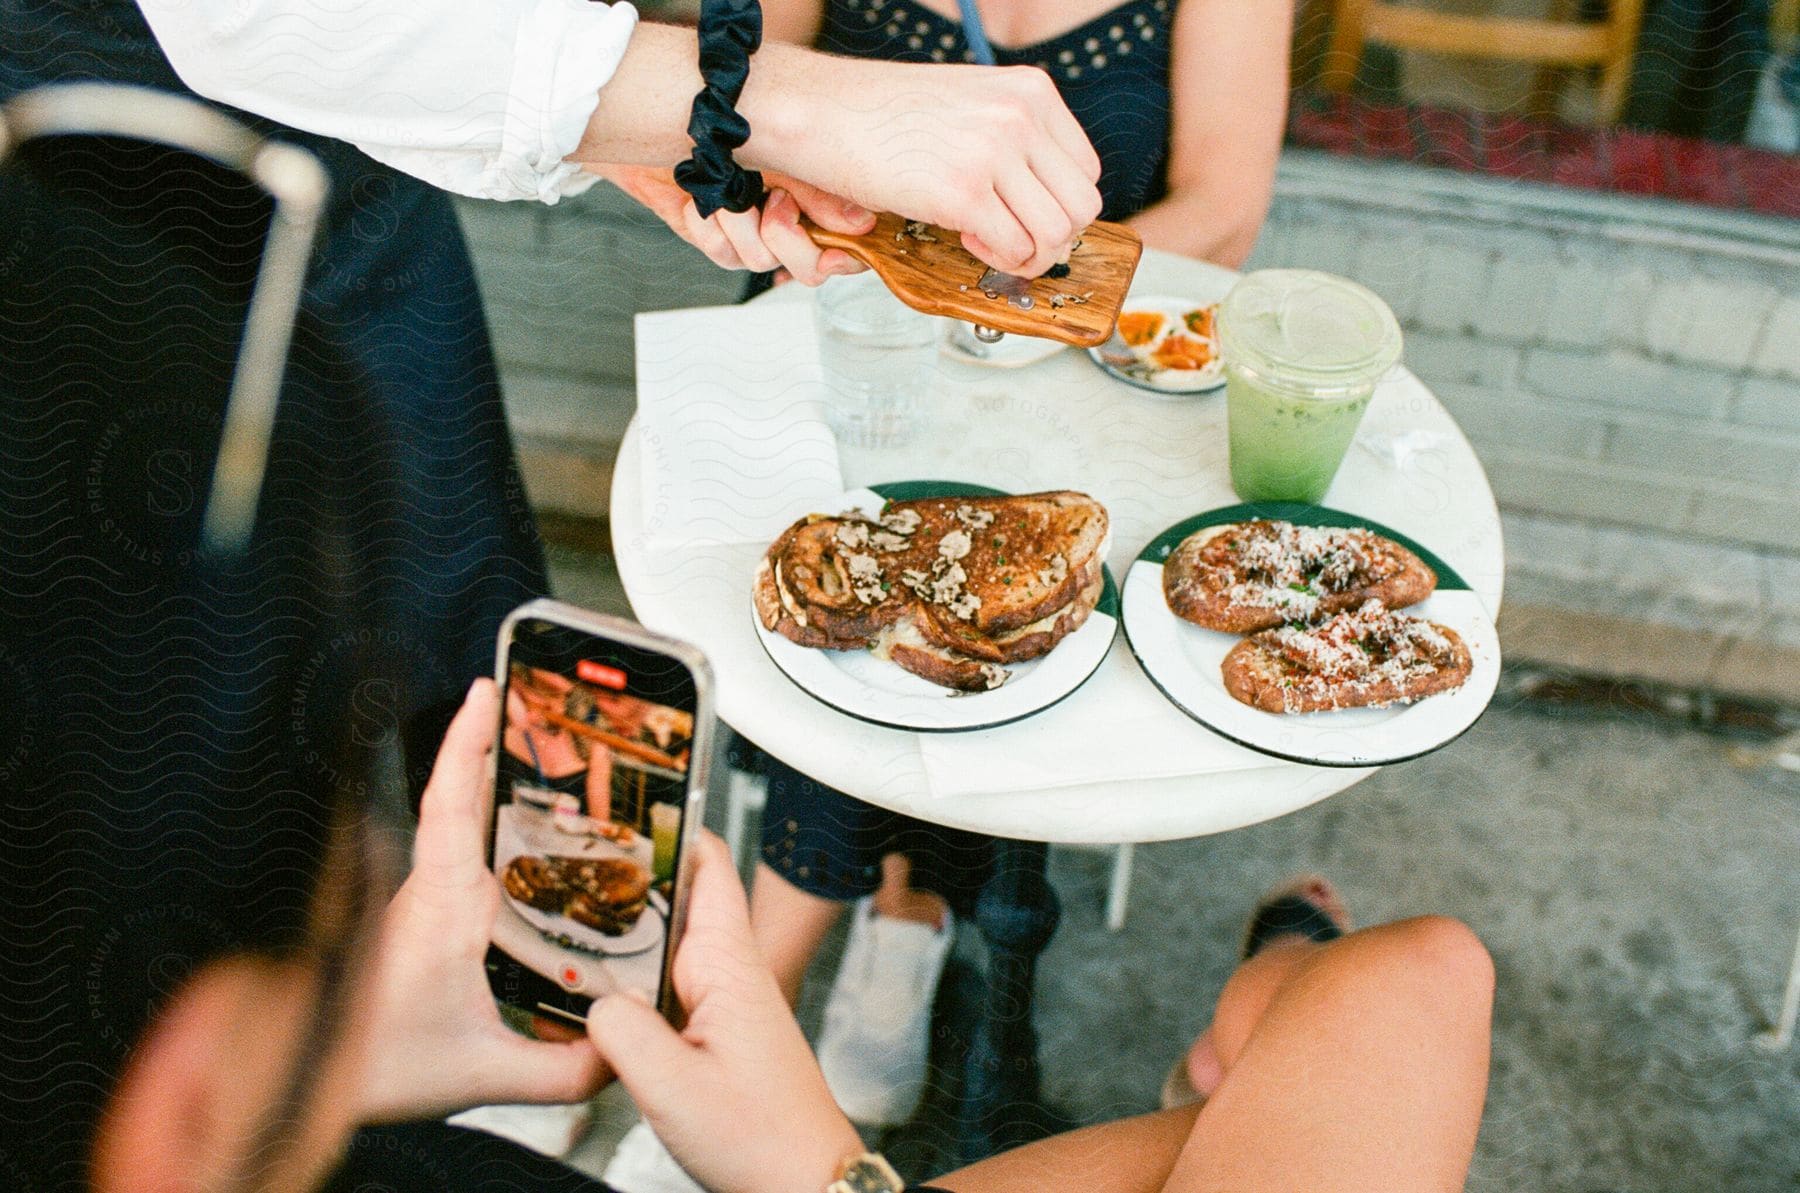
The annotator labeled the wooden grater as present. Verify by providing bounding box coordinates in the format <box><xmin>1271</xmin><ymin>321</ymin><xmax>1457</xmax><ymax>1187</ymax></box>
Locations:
<box><xmin>800</xmin><ymin>213</ymin><xmax>1143</xmax><ymax>347</ymax></box>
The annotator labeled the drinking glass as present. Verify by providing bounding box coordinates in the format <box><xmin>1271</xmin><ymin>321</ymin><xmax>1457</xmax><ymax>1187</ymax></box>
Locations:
<box><xmin>814</xmin><ymin>273</ymin><xmax>939</xmax><ymax>448</ymax></box>
<box><xmin>649</xmin><ymin>802</ymin><xmax>680</xmax><ymax>883</ymax></box>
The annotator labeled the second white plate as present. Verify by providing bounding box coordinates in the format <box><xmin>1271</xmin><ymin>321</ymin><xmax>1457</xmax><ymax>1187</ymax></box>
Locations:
<box><xmin>1121</xmin><ymin>504</ymin><xmax>1501</xmax><ymax>766</ymax></box>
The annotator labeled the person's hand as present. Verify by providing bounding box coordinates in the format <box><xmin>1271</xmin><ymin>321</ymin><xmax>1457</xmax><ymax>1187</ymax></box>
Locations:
<box><xmin>742</xmin><ymin>57</ymin><xmax>1105</xmax><ymax>278</ymax></box>
<box><xmin>576</xmin><ymin>28</ymin><xmax>1101</xmax><ymax>278</ymax></box>
<box><xmin>596</xmin><ymin>163</ymin><xmax>872</xmax><ymax>286</ymax></box>
<box><xmin>356</xmin><ymin>680</ymin><xmax>609</xmax><ymax>1122</ymax></box>
<box><xmin>586</xmin><ymin>832</ymin><xmax>861</xmax><ymax>1193</ymax></box>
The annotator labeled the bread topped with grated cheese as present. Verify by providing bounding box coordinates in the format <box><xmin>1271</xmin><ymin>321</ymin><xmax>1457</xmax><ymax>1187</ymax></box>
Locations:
<box><xmin>755</xmin><ymin>492</ymin><xmax>1110</xmax><ymax>691</ymax></box>
<box><xmin>1163</xmin><ymin>520</ymin><xmax>1435</xmax><ymax>634</ymax></box>
<box><xmin>1220</xmin><ymin>600</ymin><xmax>1471</xmax><ymax>714</ymax></box>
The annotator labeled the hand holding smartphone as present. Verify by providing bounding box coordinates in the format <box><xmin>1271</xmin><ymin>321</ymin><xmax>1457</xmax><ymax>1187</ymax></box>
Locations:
<box><xmin>483</xmin><ymin>600</ymin><xmax>714</xmax><ymax>1027</ymax></box>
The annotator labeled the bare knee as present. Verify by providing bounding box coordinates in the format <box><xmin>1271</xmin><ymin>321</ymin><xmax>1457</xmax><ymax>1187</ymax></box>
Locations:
<box><xmin>1386</xmin><ymin>914</ymin><xmax>1494</xmax><ymax>1005</ymax></box>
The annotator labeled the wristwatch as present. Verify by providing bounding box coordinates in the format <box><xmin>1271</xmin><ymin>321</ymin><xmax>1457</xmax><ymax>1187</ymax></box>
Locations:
<box><xmin>826</xmin><ymin>1152</ymin><xmax>904</xmax><ymax>1193</ymax></box>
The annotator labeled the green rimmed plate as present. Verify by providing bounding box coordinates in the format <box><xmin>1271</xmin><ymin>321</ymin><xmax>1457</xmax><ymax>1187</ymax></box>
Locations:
<box><xmin>753</xmin><ymin>481</ymin><xmax>1118</xmax><ymax>733</ymax></box>
<box><xmin>1121</xmin><ymin>503</ymin><xmax>1500</xmax><ymax>766</ymax></box>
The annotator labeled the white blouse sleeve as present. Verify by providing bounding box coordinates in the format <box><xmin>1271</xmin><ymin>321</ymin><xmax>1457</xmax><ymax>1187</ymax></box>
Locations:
<box><xmin>134</xmin><ymin>0</ymin><xmax>640</xmax><ymax>203</ymax></box>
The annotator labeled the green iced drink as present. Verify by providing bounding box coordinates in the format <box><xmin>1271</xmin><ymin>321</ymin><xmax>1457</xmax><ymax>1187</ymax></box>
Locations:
<box><xmin>1217</xmin><ymin>271</ymin><xmax>1402</xmax><ymax>504</ymax></box>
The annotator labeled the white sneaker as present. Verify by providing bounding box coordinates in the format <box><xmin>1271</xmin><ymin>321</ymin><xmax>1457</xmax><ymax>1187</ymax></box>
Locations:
<box><xmin>815</xmin><ymin>897</ymin><xmax>953</xmax><ymax>1127</ymax></box>
<box><xmin>602</xmin><ymin>1121</ymin><xmax>707</xmax><ymax>1193</ymax></box>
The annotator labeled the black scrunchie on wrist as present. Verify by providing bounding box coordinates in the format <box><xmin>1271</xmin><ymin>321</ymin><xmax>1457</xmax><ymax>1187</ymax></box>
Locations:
<box><xmin>675</xmin><ymin>0</ymin><xmax>768</xmax><ymax>218</ymax></box>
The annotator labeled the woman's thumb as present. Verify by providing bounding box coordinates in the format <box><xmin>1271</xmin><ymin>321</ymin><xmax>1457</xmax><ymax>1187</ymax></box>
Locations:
<box><xmin>586</xmin><ymin>989</ymin><xmax>693</xmax><ymax>1091</ymax></box>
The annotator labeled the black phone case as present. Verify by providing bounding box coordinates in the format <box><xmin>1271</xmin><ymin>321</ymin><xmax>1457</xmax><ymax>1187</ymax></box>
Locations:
<box><xmin>484</xmin><ymin>945</ymin><xmax>595</xmax><ymax>1024</ymax></box>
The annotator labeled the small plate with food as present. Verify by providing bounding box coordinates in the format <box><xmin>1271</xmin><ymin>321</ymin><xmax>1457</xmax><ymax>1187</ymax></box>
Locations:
<box><xmin>1088</xmin><ymin>296</ymin><xmax>1225</xmax><ymax>395</ymax></box>
<box><xmin>752</xmin><ymin>480</ymin><xmax>1118</xmax><ymax>732</ymax></box>
<box><xmin>1120</xmin><ymin>504</ymin><xmax>1499</xmax><ymax>766</ymax></box>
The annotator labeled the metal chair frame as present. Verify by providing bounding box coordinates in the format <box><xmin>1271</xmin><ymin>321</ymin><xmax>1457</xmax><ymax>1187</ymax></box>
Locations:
<box><xmin>0</xmin><ymin>83</ymin><xmax>327</xmax><ymax>553</ymax></box>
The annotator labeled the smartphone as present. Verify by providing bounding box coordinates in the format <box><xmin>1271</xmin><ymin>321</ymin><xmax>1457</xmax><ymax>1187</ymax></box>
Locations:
<box><xmin>483</xmin><ymin>599</ymin><xmax>714</xmax><ymax>1027</ymax></box>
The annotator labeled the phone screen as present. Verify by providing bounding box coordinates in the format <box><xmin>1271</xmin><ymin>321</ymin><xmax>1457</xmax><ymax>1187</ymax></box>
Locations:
<box><xmin>485</xmin><ymin>611</ymin><xmax>704</xmax><ymax>1023</ymax></box>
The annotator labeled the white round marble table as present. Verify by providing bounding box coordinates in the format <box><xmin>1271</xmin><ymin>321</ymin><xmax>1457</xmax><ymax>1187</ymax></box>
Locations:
<box><xmin>612</xmin><ymin>248</ymin><xmax>1503</xmax><ymax>1162</ymax></box>
<box><xmin>611</xmin><ymin>249</ymin><xmax>1505</xmax><ymax>843</ymax></box>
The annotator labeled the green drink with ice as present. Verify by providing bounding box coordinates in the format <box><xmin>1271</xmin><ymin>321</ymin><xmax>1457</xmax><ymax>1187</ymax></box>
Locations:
<box><xmin>1217</xmin><ymin>271</ymin><xmax>1402</xmax><ymax>504</ymax></box>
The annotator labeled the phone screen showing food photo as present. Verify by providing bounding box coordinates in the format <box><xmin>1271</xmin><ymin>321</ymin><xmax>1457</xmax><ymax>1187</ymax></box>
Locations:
<box><xmin>486</xmin><ymin>611</ymin><xmax>703</xmax><ymax>1024</ymax></box>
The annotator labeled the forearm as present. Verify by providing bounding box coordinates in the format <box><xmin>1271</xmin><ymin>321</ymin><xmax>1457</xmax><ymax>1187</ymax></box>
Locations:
<box><xmin>573</xmin><ymin>23</ymin><xmax>822</xmax><ymax>170</ymax></box>
<box><xmin>1126</xmin><ymin>180</ymin><xmax>1273</xmax><ymax>269</ymax></box>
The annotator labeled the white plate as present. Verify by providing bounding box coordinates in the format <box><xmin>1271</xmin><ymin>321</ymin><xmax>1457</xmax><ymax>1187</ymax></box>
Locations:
<box><xmin>494</xmin><ymin>803</ymin><xmax>667</xmax><ymax>957</ymax></box>
<box><xmin>752</xmin><ymin>481</ymin><xmax>1119</xmax><ymax>733</ymax></box>
<box><xmin>942</xmin><ymin>323</ymin><xmax>1067</xmax><ymax>369</ymax></box>
<box><xmin>1121</xmin><ymin>505</ymin><xmax>1500</xmax><ymax>766</ymax></box>
<box><xmin>1087</xmin><ymin>294</ymin><xmax>1225</xmax><ymax>396</ymax></box>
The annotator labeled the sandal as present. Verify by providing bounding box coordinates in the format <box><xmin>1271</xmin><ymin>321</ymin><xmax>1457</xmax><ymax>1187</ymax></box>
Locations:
<box><xmin>1240</xmin><ymin>874</ymin><xmax>1351</xmax><ymax>960</ymax></box>
<box><xmin>1160</xmin><ymin>876</ymin><xmax>1353</xmax><ymax>1111</ymax></box>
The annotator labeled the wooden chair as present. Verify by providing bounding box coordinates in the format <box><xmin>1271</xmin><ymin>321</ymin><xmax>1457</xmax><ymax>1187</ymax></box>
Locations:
<box><xmin>1320</xmin><ymin>0</ymin><xmax>1647</xmax><ymax>124</ymax></box>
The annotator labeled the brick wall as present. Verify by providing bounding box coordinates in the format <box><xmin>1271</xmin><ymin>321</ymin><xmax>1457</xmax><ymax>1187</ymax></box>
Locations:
<box><xmin>457</xmin><ymin>150</ymin><xmax>1800</xmax><ymax>698</ymax></box>
<box><xmin>1249</xmin><ymin>153</ymin><xmax>1800</xmax><ymax>552</ymax></box>
<box><xmin>1244</xmin><ymin>152</ymin><xmax>1799</xmax><ymax>695</ymax></box>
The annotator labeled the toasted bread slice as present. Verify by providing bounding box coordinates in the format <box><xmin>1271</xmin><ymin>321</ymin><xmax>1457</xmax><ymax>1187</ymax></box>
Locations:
<box><xmin>755</xmin><ymin>514</ymin><xmax>912</xmax><ymax>646</ymax></box>
<box><xmin>873</xmin><ymin>612</ymin><xmax>1012</xmax><ymax>692</ymax></box>
<box><xmin>1221</xmin><ymin>600</ymin><xmax>1472</xmax><ymax>714</ymax></box>
<box><xmin>1164</xmin><ymin>520</ymin><xmax>1435</xmax><ymax>634</ymax></box>
<box><xmin>895</xmin><ymin>491</ymin><xmax>1107</xmax><ymax>637</ymax></box>
<box><xmin>915</xmin><ymin>556</ymin><xmax>1104</xmax><ymax>663</ymax></box>
<box><xmin>756</xmin><ymin>491</ymin><xmax>1109</xmax><ymax>691</ymax></box>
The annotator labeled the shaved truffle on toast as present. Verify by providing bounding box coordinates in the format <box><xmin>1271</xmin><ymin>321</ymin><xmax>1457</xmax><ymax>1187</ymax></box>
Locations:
<box><xmin>1164</xmin><ymin>520</ymin><xmax>1435</xmax><ymax>633</ymax></box>
<box><xmin>1221</xmin><ymin>600</ymin><xmax>1471</xmax><ymax>714</ymax></box>
<box><xmin>756</xmin><ymin>492</ymin><xmax>1110</xmax><ymax>691</ymax></box>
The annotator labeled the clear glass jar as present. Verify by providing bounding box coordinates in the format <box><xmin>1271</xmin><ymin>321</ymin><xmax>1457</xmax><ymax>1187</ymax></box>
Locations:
<box><xmin>1216</xmin><ymin>270</ymin><xmax>1403</xmax><ymax>503</ymax></box>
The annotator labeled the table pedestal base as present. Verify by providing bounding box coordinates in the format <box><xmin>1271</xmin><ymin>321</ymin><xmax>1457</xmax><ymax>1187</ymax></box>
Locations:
<box><xmin>957</xmin><ymin>837</ymin><xmax>1063</xmax><ymax>1164</ymax></box>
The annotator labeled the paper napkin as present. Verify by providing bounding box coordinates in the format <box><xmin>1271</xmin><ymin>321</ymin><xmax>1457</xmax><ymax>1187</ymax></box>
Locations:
<box><xmin>917</xmin><ymin>651</ymin><xmax>1274</xmax><ymax>799</ymax></box>
<box><xmin>634</xmin><ymin>303</ymin><xmax>844</xmax><ymax>550</ymax></box>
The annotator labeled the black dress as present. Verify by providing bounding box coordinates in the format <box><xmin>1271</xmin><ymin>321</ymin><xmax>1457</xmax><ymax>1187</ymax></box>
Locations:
<box><xmin>752</xmin><ymin>0</ymin><xmax>1178</xmax><ymax>909</ymax></box>
<box><xmin>818</xmin><ymin>0</ymin><xmax>1177</xmax><ymax>220</ymax></box>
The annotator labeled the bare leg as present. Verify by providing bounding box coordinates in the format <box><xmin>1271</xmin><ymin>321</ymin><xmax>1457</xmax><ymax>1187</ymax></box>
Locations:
<box><xmin>871</xmin><ymin>853</ymin><xmax>948</xmax><ymax>929</ymax></box>
<box><xmin>935</xmin><ymin>916</ymin><xmax>1493</xmax><ymax>1193</ymax></box>
<box><xmin>749</xmin><ymin>862</ymin><xmax>847</xmax><ymax>1006</ymax></box>
<box><xmin>1183</xmin><ymin>875</ymin><xmax>1351</xmax><ymax>1100</ymax></box>
<box><xmin>749</xmin><ymin>853</ymin><xmax>945</xmax><ymax>1008</ymax></box>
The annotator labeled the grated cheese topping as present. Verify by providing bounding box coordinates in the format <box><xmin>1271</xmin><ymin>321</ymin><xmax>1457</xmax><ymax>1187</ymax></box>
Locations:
<box><xmin>1199</xmin><ymin>521</ymin><xmax>1400</xmax><ymax>616</ymax></box>
<box><xmin>1258</xmin><ymin>600</ymin><xmax>1459</xmax><ymax>711</ymax></box>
